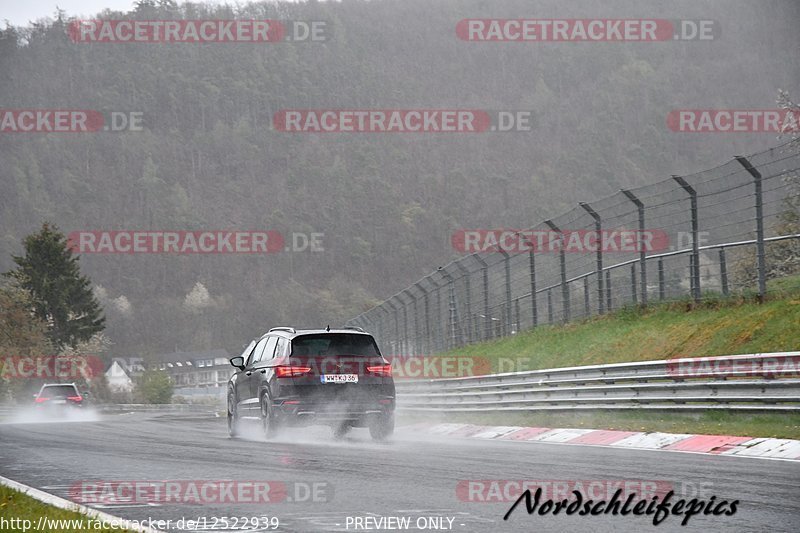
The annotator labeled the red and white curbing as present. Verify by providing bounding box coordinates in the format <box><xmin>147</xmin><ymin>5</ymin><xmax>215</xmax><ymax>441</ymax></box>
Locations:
<box><xmin>411</xmin><ymin>423</ymin><xmax>800</xmax><ymax>461</ymax></box>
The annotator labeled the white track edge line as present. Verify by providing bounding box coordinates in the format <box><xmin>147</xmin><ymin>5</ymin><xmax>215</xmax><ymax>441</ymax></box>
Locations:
<box><xmin>0</xmin><ymin>474</ymin><xmax>165</xmax><ymax>533</ymax></box>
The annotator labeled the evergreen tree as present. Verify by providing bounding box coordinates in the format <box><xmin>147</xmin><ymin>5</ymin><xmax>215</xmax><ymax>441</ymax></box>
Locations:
<box><xmin>5</xmin><ymin>223</ymin><xmax>105</xmax><ymax>348</ymax></box>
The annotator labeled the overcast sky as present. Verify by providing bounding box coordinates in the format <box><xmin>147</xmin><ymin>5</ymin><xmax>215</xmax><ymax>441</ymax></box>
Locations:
<box><xmin>3</xmin><ymin>0</ymin><xmax>256</xmax><ymax>27</ymax></box>
<box><xmin>1</xmin><ymin>0</ymin><xmax>303</xmax><ymax>27</ymax></box>
<box><xmin>0</xmin><ymin>0</ymin><xmax>137</xmax><ymax>26</ymax></box>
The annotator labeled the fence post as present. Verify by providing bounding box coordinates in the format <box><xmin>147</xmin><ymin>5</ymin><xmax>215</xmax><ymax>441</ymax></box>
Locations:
<box><xmin>377</xmin><ymin>305</ymin><xmax>389</xmax><ymax>353</ymax></box>
<box><xmin>425</xmin><ymin>281</ymin><xmax>434</xmax><ymax>354</ymax></box>
<box><xmin>367</xmin><ymin>316</ymin><xmax>376</xmax><ymax>336</ymax></box>
<box><xmin>518</xmin><ymin>230</ymin><xmax>538</xmax><ymax>328</ymax></box>
<box><xmin>547</xmin><ymin>288</ymin><xmax>554</xmax><ymax>324</ymax></box>
<box><xmin>386</xmin><ymin>299</ymin><xmax>399</xmax><ymax>356</ymax></box>
<box><xmin>400</xmin><ymin>290</ymin><xmax>412</xmax><ymax>356</ymax></box>
<box><xmin>734</xmin><ymin>156</ymin><xmax>767</xmax><ymax>303</ymax></box>
<box><xmin>630</xmin><ymin>263</ymin><xmax>638</xmax><ymax>305</ymax></box>
<box><xmin>393</xmin><ymin>298</ymin><xmax>403</xmax><ymax>353</ymax></box>
<box><xmin>673</xmin><ymin>175</ymin><xmax>700</xmax><ymax>302</ymax></box>
<box><xmin>413</xmin><ymin>287</ymin><xmax>423</xmax><ymax>356</ymax></box>
<box><xmin>605</xmin><ymin>269</ymin><xmax>612</xmax><ymax>311</ymax></box>
<box><xmin>719</xmin><ymin>248</ymin><xmax>729</xmax><ymax>296</ymax></box>
<box><xmin>383</xmin><ymin>305</ymin><xmax>393</xmax><ymax>352</ymax></box>
<box><xmin>545</xmin><ymin>219</ymin><xmax>570</xmax><ymax>322</ymax></box>
<box><xmin>621</xmin><ymin>189</ymin><xmax>648</xmax><ymax>307</ymax></box>
<box><xmin>424</xmin><ymin>276</ymin><xmax>442</xmax><ymax>353</ymax></box>
<box><xmin>658</xmin><ymin>258</ymin><xmax>665</xmax><ymax>300</ymax></box>
<box><xmin>434</xmin><ymin>277</ymin><xmax>443</xmax><ymax>352</ymax></box>
<box><xmin>454</xmin><ymin>258</ymin><xmax>472</xmax><ymax>343</ymax></box>
<box><xmin>473</xmin><ymin>255</ymin><xmax>491</xmax><ymax>340</ymax></box>
<box><xmin>356</xmin><ymin>316</ymin><xmax>367</xmax><ymax>334</ymax></box>
<box><xmin>369</xmin><ymin>312</ymin><xmax>379</xmax><ymax>348</ymax></box>
<box><xmin>583</xmin><ymin>277</ymin><xmax>590</xmax><ymax>316</ymax></box>
<box><xmin>528</xmin><ymin>243</ymin><xmax>538</xmax><ymax>328</ymax></box>
<box><xmin>413</xmin><ymin>281</ymin><xmax>429</xmax><ymax>355</ymax></box>
<box><xmin>439</xmin><ymin>267</ymin><xmax>460</xmax><ymax>349</ymax></box>
<box><xmin>498</xmin><ymin>249</ymin><xmax>513</xmax><ymax>336</ymax></box>
<box><xmin>579</xmin><ymin>202</ymin><xmax>604</xmax><ymax>315</ymax></box>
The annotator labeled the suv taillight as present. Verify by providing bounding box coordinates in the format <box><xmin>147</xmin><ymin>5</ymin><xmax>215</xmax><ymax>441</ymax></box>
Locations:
<box><xmin>367</xmin><ymin>364</ymin><xmax>392</xmax><ymax>377</ymax></box>
<box><xmin>67</xmin><ymin>396</ymin><xmax>83</xmax><ymax>401</ymax></box>
<box><xmin>275</xmin><ymin>366</ymin><xmax>312</xmax><ymax>378</ymax></box>
<box><xmin>34</xmin><ymin>397</ymin><xmax>48</xmax><ymax>403</ymax></box>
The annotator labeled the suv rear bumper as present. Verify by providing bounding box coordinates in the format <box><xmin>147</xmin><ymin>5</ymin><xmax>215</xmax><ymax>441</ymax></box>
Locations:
<box><xmin>275</xmin><ymin>398</ymin><xmax>394</xmax><ymax>426</ymax></box>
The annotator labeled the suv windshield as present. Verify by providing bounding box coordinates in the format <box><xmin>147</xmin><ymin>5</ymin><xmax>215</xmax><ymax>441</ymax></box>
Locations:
<box><xmin>291</xmin><ymin>334</ymin><xmax>380</xmax><ymax>357</ymax></box>
<box><xmin>40</xmin><ymin>385</ymin><xmax>79</xmax><ymax>398</ymax></box>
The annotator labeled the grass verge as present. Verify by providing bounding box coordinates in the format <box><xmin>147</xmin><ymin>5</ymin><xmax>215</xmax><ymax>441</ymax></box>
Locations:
<box><xmin>0</xmin><ymin>484</ymin><xmax>136</xmax><ymax>533</ymax></box>
<box><xmin>439</xmin><ymin>275</ymin><xmax>800</xmax><ymax>373</ymax></box>
<box><xmin>401</xmin><ymin>275</ymin><xmax>800</xmax><ymax>439</ymax></box>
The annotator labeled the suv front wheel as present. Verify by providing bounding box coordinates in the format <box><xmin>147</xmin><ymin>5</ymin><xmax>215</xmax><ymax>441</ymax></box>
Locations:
<box><xmin>227</xmin><ymin>393</ymin><xmax>239</xmax><ymax>438</ymax></box>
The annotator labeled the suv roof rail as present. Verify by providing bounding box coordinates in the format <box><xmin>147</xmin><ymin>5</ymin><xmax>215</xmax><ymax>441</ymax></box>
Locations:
<box><xmin>269</xmin><ymin>326</ymin><xmax>296</xmax><ymax>334</ymax></box>
<box><xmin>342</xmin><ymin>326</ymin><xmax>365</xmax><ymax>332</ymax></box>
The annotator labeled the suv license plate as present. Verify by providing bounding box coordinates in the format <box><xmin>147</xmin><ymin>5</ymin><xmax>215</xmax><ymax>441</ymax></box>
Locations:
<box><xmin>321</xmin><ymin>374</ymin><xmax>358</xmax><ymax>384</ymax></box>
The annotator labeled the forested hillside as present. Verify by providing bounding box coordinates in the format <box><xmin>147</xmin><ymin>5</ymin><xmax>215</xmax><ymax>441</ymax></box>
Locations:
<box><xmin>1</xmin><ymin>0</ymin><xmax>797</xmax><ymax>358</ymax></box>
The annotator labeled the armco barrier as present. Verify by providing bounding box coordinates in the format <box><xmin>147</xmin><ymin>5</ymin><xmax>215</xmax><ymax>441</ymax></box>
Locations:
<box><xmin>98</xmin><ymin>403</ymin><xmax>219</xmax><ymax>413</ymax></box>
<box><xmin>0</xmin><ymin>403</ymin><xmax>219</xmax><ymax>416</ymax></box>
<box><xmin>395</xmin><ymin>352</ymin><xmax>800</xmax><ymax>412</ymax></box>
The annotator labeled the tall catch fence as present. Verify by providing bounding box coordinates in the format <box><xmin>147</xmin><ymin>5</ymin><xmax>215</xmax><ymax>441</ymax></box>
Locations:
<box><xmin>348</xmin><ymin>142</ymin><xmax>800</xmax><ymax>356</ymax></box>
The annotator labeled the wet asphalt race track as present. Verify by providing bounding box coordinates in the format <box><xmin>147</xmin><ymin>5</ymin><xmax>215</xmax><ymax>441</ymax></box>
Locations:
<box><xmin>1</xmin><ymin>411</ymin><xmax>798</xmax><ymax>533</ymax></box>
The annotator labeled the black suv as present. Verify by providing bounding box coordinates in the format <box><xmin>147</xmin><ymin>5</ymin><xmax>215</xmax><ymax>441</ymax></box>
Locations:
<box><xmin>227</xmin><ymin>327</ymin><xmax>395</xmax><ymax>441</ymax></box>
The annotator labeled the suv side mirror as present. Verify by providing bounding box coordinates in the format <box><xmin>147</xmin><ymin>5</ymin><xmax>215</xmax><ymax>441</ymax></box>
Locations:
<box><xmin>229</xmin><ymin>356</ymin><xmax>245</xmax><ymax>370</ymax></box>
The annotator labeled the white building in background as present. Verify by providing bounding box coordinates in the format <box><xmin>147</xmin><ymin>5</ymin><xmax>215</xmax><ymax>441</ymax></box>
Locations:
<box><xmin>105</xmin><ymin>358</ymin><xmax>144</xmax><ymax>392</ymax></box>
<box><xmin>150</xmin><ymin>349</ymin><xmax>231</xmax><ymax>401</ymax></box>
<box><xmin>105</xmin><ymin>360</ymin><xmax>132</xmax><ymax>392</ymax></box>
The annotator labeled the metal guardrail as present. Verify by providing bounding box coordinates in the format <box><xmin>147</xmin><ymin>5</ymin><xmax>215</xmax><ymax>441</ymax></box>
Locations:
<box><xmin>395</xmin><ymin>352</ymin><xmax>800</xmax><ymax>412</ymax></box>
<box><xmin>98</xmin><ymin>403</ymin><xmax>219</xmax><ymax>412</ymax></box>
<box><xmin>0</xmin><ymin>403</ymin><xmax>219</xmax><ymax>416</ymax></box>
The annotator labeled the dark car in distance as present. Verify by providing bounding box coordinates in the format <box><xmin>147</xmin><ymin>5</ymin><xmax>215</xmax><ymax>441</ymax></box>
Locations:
<box><xmin>33</xmin><ymin>383</ymin><xmax>85</xmax><ymax>414</ymax></box>
<box><xmin>227</xmin><ymin>327</ymin><xmax>395</xmax><ymax>441</ymax></box>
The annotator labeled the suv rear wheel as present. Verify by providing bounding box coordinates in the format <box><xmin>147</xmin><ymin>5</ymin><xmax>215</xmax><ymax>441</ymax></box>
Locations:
<box><xmin>261</xmin><ymin>394</ymin><xmax>280</xmax><ymax>438</ymax></box>
<box><xmin>332</xmin><ymin>421</ymin><xmax>352</xmax><ymax>440</ymax></box>
<box><xmin>368</xmin><ymin>412</ymin><xmax>394</xmax><ymax>441</ymax></box>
